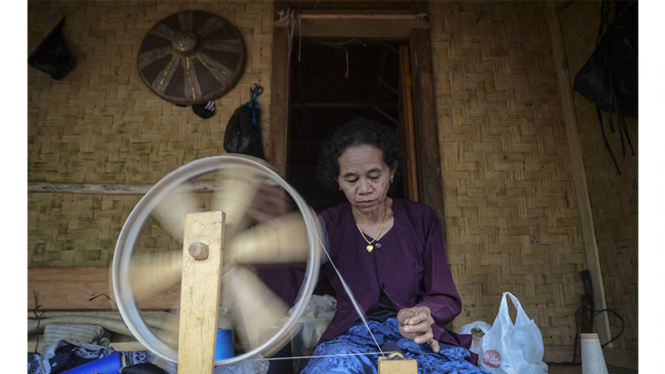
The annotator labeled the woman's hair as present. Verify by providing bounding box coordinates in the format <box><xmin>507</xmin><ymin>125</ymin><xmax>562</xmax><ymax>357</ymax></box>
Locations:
<box><xmin>317</xmin><ymin>117</ymin><xmax>402</xmax><ymax>192</ymax></box>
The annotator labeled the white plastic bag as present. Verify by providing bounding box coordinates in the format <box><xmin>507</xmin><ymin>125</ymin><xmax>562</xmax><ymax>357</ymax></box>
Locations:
<box><xmin>213</xmin><ymin>355</ymin><xmax>269</xmax><ymax>374</ymax></box>
<box><xmin>459</xmin><ymin>321</ymin><xmax>491</xmax><ymax>355</ymax></box>
<box><xmin>289</xmin><ymin>295</ymin><xmax>336</xmax><ymax>355</ymax></box>
<box><xmin>478</xmin><ymin>292</ymin><xmax>548</xmax><ymax>374</ymax></box>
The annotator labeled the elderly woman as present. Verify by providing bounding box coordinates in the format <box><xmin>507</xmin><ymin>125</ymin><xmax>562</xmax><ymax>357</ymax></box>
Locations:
<box><xmin>298</xmin><ymin>118</ymin><xmax>485</xmax><ymax>374</ymax></box>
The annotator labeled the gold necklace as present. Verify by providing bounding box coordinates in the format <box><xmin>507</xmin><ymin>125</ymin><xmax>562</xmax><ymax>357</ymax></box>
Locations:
<box><xmin>352</xmin><ymin>201</ymin><xmax>388</xmax><ymax>253</ymax></box>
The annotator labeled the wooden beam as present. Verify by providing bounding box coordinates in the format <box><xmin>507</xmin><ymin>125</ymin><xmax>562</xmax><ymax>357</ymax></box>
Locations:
<box><xmin>399</xmin><ymin>45</ymin><xmax>419</xmax><ymax>202</ymax></box>
<box><xmin>546</xmin><ymin>2</ymin><xmax>611</xmax><ymax>346</ymax></box>
<box><xmin>268</xmin><ymin>0</ymin><xmax>291</xmax><ymax>178</ymax></box>
<box><xmin>29</xmin><ymin>182</ymin><xmax>153</xmax><ymax>195</ymax></box>
<box><xmin>28</xmin><ymin>267</ymin><xmax>179</xmax><ymax>310</ymax></box>
<box><xmin>28</xmin><ymin>181</ymin><xmax>252</xmax><ymax>195</ymax></box>
<box><xmin>28</xmin><ymin>267</ymin><xmax>114</xmax><ymax>310</ymax></box>
<box><xmin>297</xmin><ymin>9</ymin><xmax>425</xmax><ymax>17</ymax></box>
<box><xmin>275</xmin><ymin>10</ymin><xmax>428</xmax><ymax>39</ymax></box>
<box><xmin>284</xmin><ymin>0</ymin><xmax>418</xmax><ymax>9</ymax></box>
<box><xmin>410</xmin><ymin>28</ymin><xmax>446</xmax><ymax>241</ymax></box>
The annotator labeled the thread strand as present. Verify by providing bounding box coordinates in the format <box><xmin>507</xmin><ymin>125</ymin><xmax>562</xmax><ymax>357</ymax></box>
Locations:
<box><xmin>315</xmin><ymin>230</ymin><xmax>386</xmax><ymax>358</ymax></box>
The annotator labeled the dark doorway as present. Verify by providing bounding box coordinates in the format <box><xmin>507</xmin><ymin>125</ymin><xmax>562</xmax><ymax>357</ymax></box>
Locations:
<box><xmin>286</xmin><ymin>39</ymin><xmax>407</xmax><ymax>211</ymax></box>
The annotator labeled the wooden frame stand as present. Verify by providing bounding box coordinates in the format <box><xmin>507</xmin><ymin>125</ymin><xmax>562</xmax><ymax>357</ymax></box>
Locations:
<box><xmin>177</xmin><ymin>211</ymin><xmax>226</xmax><ymax>374</ymax></box>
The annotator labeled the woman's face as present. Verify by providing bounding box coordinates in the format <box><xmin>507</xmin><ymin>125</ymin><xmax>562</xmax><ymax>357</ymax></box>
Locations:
<box><xmin>335</xmin><ymin>144</ymin><xmax>396</xmax><ymax>215</ymax></box>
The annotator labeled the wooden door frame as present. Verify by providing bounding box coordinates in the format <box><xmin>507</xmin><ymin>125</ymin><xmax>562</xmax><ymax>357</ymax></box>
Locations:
<box><xmin>268</xmin><ymin>2</ymin><xmax>447</xmax><ymax>241</ymax></box>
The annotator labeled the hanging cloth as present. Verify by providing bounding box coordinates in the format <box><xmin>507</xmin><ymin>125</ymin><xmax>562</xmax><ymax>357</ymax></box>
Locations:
<box><xmin>28</xmin><ymin>17</ymin><xmax>75</xmax><ymax>80</ymax></box>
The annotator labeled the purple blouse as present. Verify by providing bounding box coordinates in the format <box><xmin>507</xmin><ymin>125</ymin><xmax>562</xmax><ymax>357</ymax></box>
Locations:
<box><xmin>318</xmin><ymin>198</ymin><xmax>469</xmax><ymax>348</ymax></box>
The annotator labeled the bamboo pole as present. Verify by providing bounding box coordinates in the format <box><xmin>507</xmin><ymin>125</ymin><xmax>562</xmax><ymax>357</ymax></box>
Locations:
<box><xmin>28</xmin><ymin>182</ymin><xmax>230</xmax><ymax>195</ymax></box>
<box><xmin>546</xmin><ymin>1</ymin><xmax>611</xmax><ymax>346</ymax></box>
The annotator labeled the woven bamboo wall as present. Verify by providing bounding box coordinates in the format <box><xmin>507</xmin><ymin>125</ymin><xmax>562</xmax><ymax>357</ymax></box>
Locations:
<box><xmin>558</xmin><ymin>1</ymin><xmax>638</xmax><ymax>352</ymax></box>
<box><xmin>429</xmin><ymin>1</ymin><xmax>588</xmax><ymax>347</ymax></box>
<box><xmin>28</xmin><ymin>0</ymin><xmax>274</xmax><ymax>266</ymax></box>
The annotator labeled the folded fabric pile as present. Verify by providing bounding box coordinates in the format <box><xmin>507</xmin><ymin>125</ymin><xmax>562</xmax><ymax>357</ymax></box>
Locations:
<box><xmin>28</xmin><ymin>341</ymin><xmax>174</xmax><ymax>374</ymax></box>
<box><xmin>39</xmin><ymin>324</ymin><xmax>111</xmax><ymax>355</ymax></box>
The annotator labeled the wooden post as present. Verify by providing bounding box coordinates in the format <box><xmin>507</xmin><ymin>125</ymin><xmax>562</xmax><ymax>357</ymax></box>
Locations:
<box><xmin>546</xmin><ymin>2</ymin><xmax>611</xmax><ymax>346</ymax></box>
<box><xmin>177</xmin><ymin>211</ymin><xmax>226</xmax><ymax>373</ymax></box>
<box><xmin>410</xmin><ymin>28</ymin><xmax>447</xmax><ymax>242</ymax></box>
<box><xmin>268</xmin><ymin>0</ymin><xmax>291</xmax><ymax>178</ymax></box>
<box><xmin>399</xmin><ymin>45</ymin><xmax>420</xmax><ymax>202</ymax></box>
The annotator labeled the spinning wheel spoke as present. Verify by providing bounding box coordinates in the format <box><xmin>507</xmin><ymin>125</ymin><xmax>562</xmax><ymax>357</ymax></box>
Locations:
<box><xmin>153</xmin><ymin>190</ymin><xmax>201</xmax><ymax>243</ymax></box>
<box><xmin>210</xmin><ymin>167</ymin><xmax>262</xmax><ymax>238</ymax></box>
<box><xmin>225</xmin><ymin>210</ymin><xmax>313</xmax><ymax>265</ymax></box>
<box><xmin>223</xmin><ymin>266</ymin><xmax>290</xmax><ymax>351</ymax></box>
<box><xmin>130</xmin><ymin>251</ymin><xmax>183</xmax><ymax>304</ymax></box>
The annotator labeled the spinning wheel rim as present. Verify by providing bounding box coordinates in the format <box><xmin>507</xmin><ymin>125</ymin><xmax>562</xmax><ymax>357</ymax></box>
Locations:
<box><xmin>112</xmin><ymin>155</ymin><xmax>321</xmax><ymax>365</ymax></box>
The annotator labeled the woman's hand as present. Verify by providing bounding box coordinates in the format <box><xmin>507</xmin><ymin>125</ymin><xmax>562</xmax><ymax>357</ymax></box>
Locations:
<box><xmin>247</xmin><ymin>184</ymin><xmax>292</xmax><ymax>222</ymax></box>
<box><xmin>397</xmin><ymin>306</ymin><xmax>440</xmax><ymax>353</ymax></box>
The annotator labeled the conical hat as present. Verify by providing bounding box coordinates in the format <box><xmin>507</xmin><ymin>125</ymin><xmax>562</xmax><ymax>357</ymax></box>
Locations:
<box><xmin>137</xmin><ymin>10</ymin><xmax>246</xmax><ymax>105</ymax></box>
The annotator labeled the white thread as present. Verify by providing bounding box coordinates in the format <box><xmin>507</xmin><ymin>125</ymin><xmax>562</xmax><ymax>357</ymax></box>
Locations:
<box><xmin>286</xmin><ymin>9</ymin><xmax>297</xmax><ymax>59</ymax></box>
<box><xmin>315</xmin><ymin>229</ymin><xmax>386</xmax><ymax>358</ymax></box>
<box><xmin>260</xmin><ymin>351</ymin><xmax>385</xmax><ymax>362</ymax></box>
<box><xmin>315</xmin><ymin>39</ymin><xmax>366</xmax><ymax>81</ymax></box>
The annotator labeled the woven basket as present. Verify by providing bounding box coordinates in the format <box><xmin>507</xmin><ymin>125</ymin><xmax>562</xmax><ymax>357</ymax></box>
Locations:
<box><xmin>137</xmin><ymin>10</ymin><xmax>246</xmax><ymax>105</ymax></box>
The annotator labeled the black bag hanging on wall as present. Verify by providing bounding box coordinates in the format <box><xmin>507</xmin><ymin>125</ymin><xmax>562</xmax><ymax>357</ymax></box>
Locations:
<box><xmin>28</xmin><ymin>17</ymin><xmax>75</xmax><ymax>80</ymax></box>
<box><xmin>223</xmin><ymin>85</ymin><xmax>265</xmax><ymax>159</ymax></box>
<box><xmin>573</xmin><ymin>0</ymin><xmax>637</xmax><ymax>175</ymax></box>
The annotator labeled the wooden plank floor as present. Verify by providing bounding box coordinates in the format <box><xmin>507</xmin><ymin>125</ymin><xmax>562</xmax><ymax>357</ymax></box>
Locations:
<box><xmin>548</xmin><ymin>364</ymin><xmax>637</xmax><ymax>374</ymax></box>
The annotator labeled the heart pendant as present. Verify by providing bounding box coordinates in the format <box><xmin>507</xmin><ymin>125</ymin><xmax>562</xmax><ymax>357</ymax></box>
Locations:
<box><xmin>367</xmin><ymin>245</ymin><xmax>374</xmax><ymax>253</ymax></box>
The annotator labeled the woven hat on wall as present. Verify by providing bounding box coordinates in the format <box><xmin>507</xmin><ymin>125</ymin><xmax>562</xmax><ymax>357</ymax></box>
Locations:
<box><xmin>137</xmin><ymin>10</ymin><xmax>247</xmax><ymax>105</ymax></box>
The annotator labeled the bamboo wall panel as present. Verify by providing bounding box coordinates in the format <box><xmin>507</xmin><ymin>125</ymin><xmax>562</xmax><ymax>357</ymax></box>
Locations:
<box><xmin>28</xmin><ymin>0</ymin><xmax>273</xmax><ymax>185</ymax></box>
<box><xmin>28</xmin><ymin>0</ymin><xmax>274</xmax><ymax>266</ymax></box>
<box><xmin>28</xmin><ymin>193</ymin><xmax>189</xmax><ymax>267</ymax></box>
<box><xmin>429</xmin><ymin>1</ymin><xmax>587</xmax><ymax>347</ymax></box>
<box><xmin>558</xmin><ymin>1</ymin><xmax>637</xmax><ymax>352</ymax></box>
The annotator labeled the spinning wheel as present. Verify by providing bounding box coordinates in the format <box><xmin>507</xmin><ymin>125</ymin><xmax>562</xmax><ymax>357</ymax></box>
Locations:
<box><xmin>111</xmin><ymin>155</ymin><xmax>322</xmax><ymax>371</ymax></box>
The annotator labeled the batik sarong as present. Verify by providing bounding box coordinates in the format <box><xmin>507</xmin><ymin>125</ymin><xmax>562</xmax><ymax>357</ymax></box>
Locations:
<box><xmin>302</xmin><ymin>319</ymin><xmax>490</xmax><ymax>374</ymax></box>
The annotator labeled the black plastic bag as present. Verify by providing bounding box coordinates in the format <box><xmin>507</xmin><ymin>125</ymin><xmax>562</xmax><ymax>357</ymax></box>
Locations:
<box><xmin>28</xmin><ymin>17</ymin><xmax>75</xmax><ymax>80</ymax></box>
<box><xmin>223</xmin><ymin>85</ymin><xmax>265</xmax><ymax>159</ymax></box>
<box><xmin>574</xmin><ymin>2</ymin><xmax>637</xmax><ymax>118</ymax></box>
<box><xmin>573</xmin><ymin>1</ymin><xmax>637</xmax><ymax>174</ymax></box>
